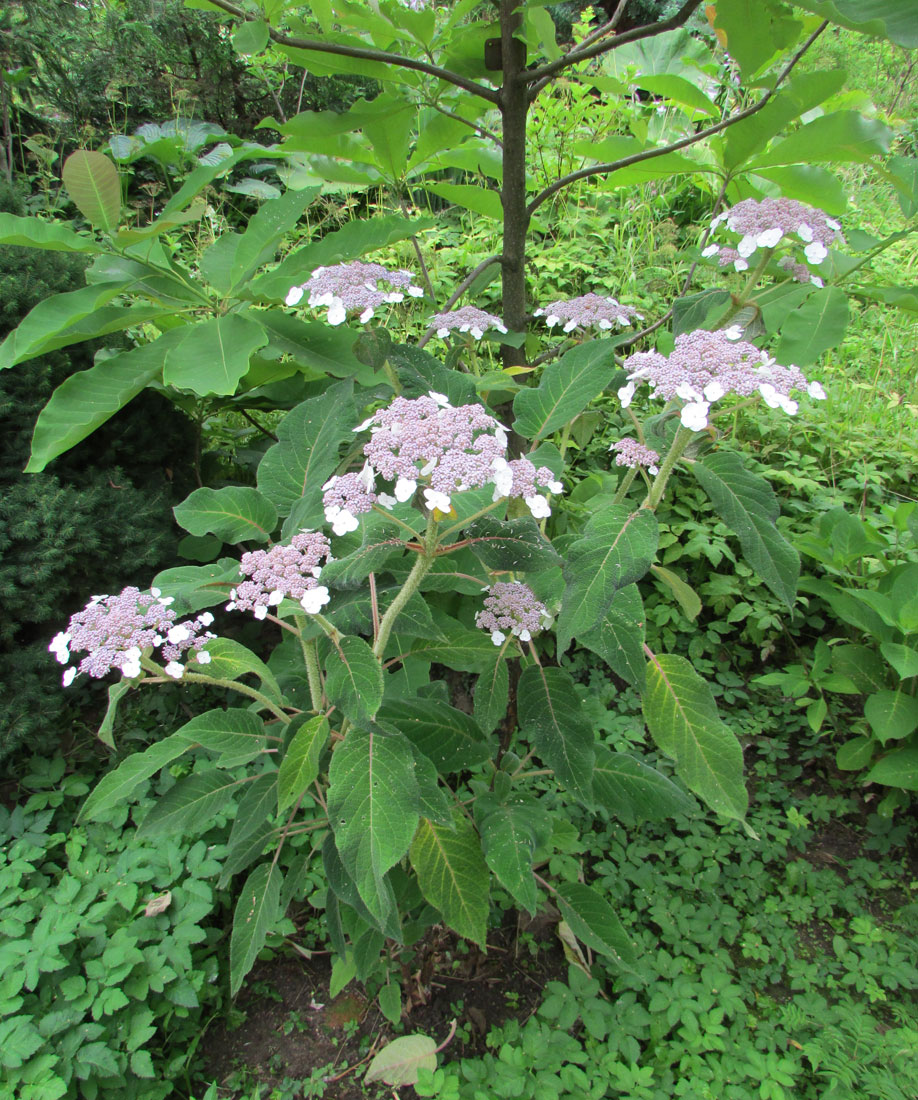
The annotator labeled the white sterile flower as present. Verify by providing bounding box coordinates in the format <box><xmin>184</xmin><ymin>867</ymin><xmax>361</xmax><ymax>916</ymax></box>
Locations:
<box><xmin>526</xmin><ymin>494</ymin><xmax>551</xmax><ymax>519</ymax></box>
<box><xmin>327</xmin><ymin>506</ymin><xmax>359</xmax><ymax>536</ymax></box>
<box><xmin>327</xmin><ymin>300</ymin><xmax>346</xmax><ymax>326</ymax></box>
<box><xmin>676</xmin><ymin>381</ymin><xmax>703</xmax><ymax>403</ymax></box>
<box><xmin>408</xmin><ymin>285</ymin><xmax>424</xmax><ymax>297</ymax></box>
<box><xmin>198</xmin><ymin>612</ymin><xmax>214</xmax><ymax>627</ymax></box>
<box><xmin>300</xmin><ymin>586</ymin><xmax>330</xmax><ymax>614</ymax></box>
<box><xmin>491</xmin><ymin>457</ymin><xmax>514</xmax><ymax>500</ymax></box>
<box><xmin>359</xmin><ymin>307</ymin><xmax>374</xmax><ymax>323</ymax></box>
<box><xmin>254</xmin><ymin>605</ymin><xmax>268</xmax><ymax>621</ymax></box>
<box><xmin>547</xmin><ymin>478</ymin><xmax>564</xmax><ymax>494</ymax></box>
<box><xmin>195</xmin><ymin>650</ymin><xmax>212</xmax><ymax>665</ymax></box>
<box><xmin>797</xmin><ymin>223</ymin><xmax>814</xmax><ymax>242</ymax></box>
<box><xmin>618</xmin><ymin>380</ymin><xmax>636</xmax><ymax>407</ymax></box>
<box><xmin>120</xmin><ymin>647</ymin><xmax>142</xmax><ymax>678</ymax></box>
<box><xmin>158</xmin><ymin>595</ymin><xmax>174</xmax><ymax>606</ymax></box>
<box><xmin>63</xmin><ymin>667</ymin><xmax>77</xmax><ymax>687</ymax></box>
<box><xmin>395</xmin><ymin>477</ymin><xmax>417</xmax><ymax>502</ymax></box>
<box><xmin>424</xmin><ymin>488</ymin><xmax>452</xmax><ymax>512</ymax></box>
<box><xmin>384</xmin><ymin>292</ymin><xmax>405</xmax><ymax>304</ymax></box>
<box><xmin>757</xmin><ymin>227</ymin><xmax>783</xmax><ymax>248</ymax></box>
<box><xmin>807</xmin><ymin>380</ymin><xmax>827</xmax><ymax>400</ymax></box>
<box><xmin>519</xmin><ymin>629</ymin><xmax>532</xmax><ymax>642</ymax></box>
<box><xmin>150</xmin><ymin>587</ymin><xmax>161</xmax><ymax>597</ymax></box>
<box><xmin>810</xmin><ymin>275</ymin><xmax>825</xmax><ymax>288</ymax></box>
<box><xmin>702</xmin><ymin>244</ymin><xmax>719</xmax><ymax>257</ymax></box>
<box><xmin>826</xmin><ymin>218</ymin><xmax>841</xmax><ymax>231</ymax></box>
<box><xmin>469</xmin><ymin>325</ymin><xmax>484</xmax><ymax>338</ymax></box>
<box><xmin>758</xmin><ymin>383</ymin><xmax>781</xmax><ymax>408</ymax></box>
<box><xmin>545</xmin><ymin>313</ymin><xmax>560</xmax><ymax>326</ymax></box>
<box><xmin>704</xmin><ymin>380</ymin><xmax>726</xmax><ymax>402</ymax></box>
<box><xmin>680</xmin><ymin>401</ymin><xmax>710</xmax><ymax>431</ymax></box>
<box><xmin>563</xmin><ymin>319</ymin><xmax>577</xmax><ymax>333</ymax></box>
<box><xmin>733</xmin><ymin>258</ymin><xmax>749</xmax><ymax>272</ymax></box>
<box><xmin>377</xmin><ymin>493</ymin><xmax>397</xmax><ymax>509</ymax></box>
<box><xmin>286</xmin><ymin>285</ymin><xmax>305</xmax><ymax>306</ymax></box>
<box><xmin>804</xmin><ymin>241</ymin><xmax>828</xmax><ymax>265</ymax></box>
<box><xmin>268</xmin><ymin>590</ymin><xmax>284</xmax><ymax>607</ymax></box>
<box><xmin>167</xmin><ymin>624</ymin><xmax>191</xmax><ymax>644</ymax></box>
<box><xmin>723</xmin><ymin>325</ymin><xmax>743</xmax><ymax>341</ymax></box>
<box><xmin>49</xmin><ymin>631</ymin><xmax>71</xmax><ymax>663</ymax></box>
<box><xmin>429</xmin><ymin>391</ymin><xmax>450</xmax><ymax>407</ymax></box>
<box><xmin>737</xmin><ymin>235</ymin><xmax>758</xmax><ymax>258</ymax></box>
<box><xmin>491</xmin><ymin>630</ymin><xmax>506</xmax><ymax>646</ymax></box>
<box><xmin>164</xmin><ymin>661</ymin><xmax>184</xmax><ymax>679</ymax></box>
<box><xmin>436</xmin><ymin>326</ymin><xmax>450</xmax><ymax>338</ymax></box>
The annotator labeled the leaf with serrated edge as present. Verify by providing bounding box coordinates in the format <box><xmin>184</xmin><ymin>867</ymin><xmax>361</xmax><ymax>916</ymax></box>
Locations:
<box><xmin>80</xmin><ymin>733</ymin><xmax>192</xmax><ymax>821</ymax></box>
<box><xmin>465</xmin><ymin>515</ymin><xmax>560</xmax><ymax>572</ymax></box>
<box><xmin>692</xmin><ymin>452</ymin><xmax>798</xmax><ymax>609</ymax></box>
<box><xmin>230</xmin><ymin>862</ymin><xmax>283</xmax><ymax>995</ymax></box>
<box><xmin>517</xmin><ymin>665</ymin><xmax>595</xmax><ymax>806</ymax></box>
<box><xmin>592</xmin><ymin>745</ymin><xmax>694</xmax><ymax>825</ymax></box>
<box><xmin>643</xmin><ymin>653</ymin><xmax>747</xmax><ymax>820</ymax></box>
<box><xmin>175</xmin><ymin>708</ymin><xmax>267</xmax><ymax>768</ymax></box>
<box><xmin>477</xmin><ymin>802</ymin><xmax>541</xmax><ymax>914</ymax></box>
<box><xmin>579</xmin><ymin>584</ymin><xmax>646</xmax><ymax>687</ymax></box>
<box><xmin>278</xmin><ymin>715</ymin><xmax>328</xmax><ymax>813</ymax></box>
<box><xmin>377</xmin><ymin>699</ymin><xmax>490</xmax><ymax>774</ymax></box>
<box><xmin>138</xmin><ymin>771</ymin><xmax>245</xmax><ymax>837</ymax></box>
<box><xmin>410</xmin><ymin>813</ymin><xmax>488</xmax><ymax>947</ymax></box>
<box><xmin>174</xmin><ymin>486</ymin><xmax>277</xmax><ymax>544</ymax></box>
<box><xmin>328</xmin><ymin>727</ymin><xmax>418</xmax><ymax>925</ymax></box>
<box><xmin>555</xmin><ymin>882</ymin><xmax>641</xmax><ymax>975</ymax></box>
<box><xmin>325</xmin><ymin>636</ymin><xmax>384</xmax><ymax>723</ymax></box>
<box><xmin>365</xmin><ymin>1035</ymin><xmax>437</xmax><ymax>1087</ymax></box>
<box><xmin>864</xmin><ymin>690</ymin><xmax>918</xmax><ymax>744</ymax></box>
<box><xmin>473</xmin><ymin>652</ymin><xmax>509</xmax><ymax>736</ymax></box>
<box><xmin>512</xmin><ymin>339</ymin><xmax>622</xmax><ymax>440</ymax></box>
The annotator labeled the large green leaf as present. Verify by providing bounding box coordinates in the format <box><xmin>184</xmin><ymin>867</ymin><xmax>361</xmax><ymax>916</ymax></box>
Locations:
<box><xmin>517</xmin><ymin>665</ymin><xmax>595</xmax><ymax>806</ymax></box>
<box><xmin>410</xmin><ymin>813</ymin><xmax>489</xmax><ymax>947</ymax></box>
<box><xmin>174</xmin><ymin>486</ymin><xmax>277</xmax><ymax>544</ymax></box>
<box><xmin>512</xmin><ymin>339</ymin><xmax>622</xmax><ymax>441</ymax></box>
<box><xmin>592</xmin><ymin>745</ymin><xmax>694</xmax><ymax>825</ymax></box>
<box><xmin>0</xmin><ymin>282</ymin><xmax>132</xmax><ymax>370</ymax></box>
<box><xmin>250</xmin><ymin>214</ymin><xmax>436</xmax><ymax>302</ymax></box>
<box><xmin>692</xmin><ymin>453</ymin><xmax>799</xmax><ymax>609</ymax></box>
<box><xmin>0</xmin><ymin>212</ymin><xmax>101</xmax><ymax>252</ymax></box>
<box><xmin>174</xmin><ymin>708</ymin><xmax>268</xmax><ymax>768</ymax></box>
<box><xmin>162</xmin><ymin>314</ymin><xmax>268</xmax><ymax>396</ymax></box>
<box><xmin>773</xmin><ymin>287</ymin><xmax>850</xmax><ymax>366</ymax></box>
<box><xmin>325</xmin><ymin>636</ymin><xmax>384</xmax><ymax>724</ymax></box>
<box><xmin>200</xmin><ymin>186</ymin><xmax>320</xmax><ymax>295</ymax></box>
<box><xmin>789</xmin><ymin>0</ymin><xmax>918</xmax><ymax>47</ymax></box>
<box><xmin>465</xmin><ymin>515</ymin><xmax>561</xmax><ymax>572</ymax></box>
<box><xmin>865</xmin><ymin>746</ymin><xmax>918</xmax><ymax>791</ymax></box>
<box><xmin>151</xmin><ymin>558</ymin><xmax>241</xmax><ymax>615</ymax></box>
<box><xmin>749</xmin><ymin>112</ymin><xmax>892</xmax><ymax>169</ymax></box>
<box><xmin>62</xmin><ymin>150</ymin><xmax>122</xmax><ymax>232</ymax></box>
<box><xmin>473</xmin><ymin>652</ymin><xmax>509</xmax><ymax>737</ymax></box>
<box><xmin>377</xmin><ymin>698</ymin><xmax>491</xmax><ymax>774</ymax></box>
<box><xmin>711</xmin><ymin>0</ymin><xmax>803</xmax><ymax>79</ymax></box>
<box><xmin>643</xmin><ymin>654</ymin><xmax>747</xmax><ymax>821</ymax></box>
<box><xmin>409</xmin><ymin>620</ymin><xmax>500</xmax><ymax>673</ymax></box>
<box><xmin>880</xmin><ymin>643</ymin><xmax>918</xmax><ymax>681</ymax></box>
<box><xmin>864</xmin><ymin>690</ymin><xmax>918</xmax><ymax>745</ymax></box>
<box><xmin>320</xmin><ymin>518</ymin><xmax>412</xmax><ymax>590</ymax></box>
<box><xmin>202</xmin><ymin>638</ymin><xmax>283</xmax><ymax>702</ymax></box>
<box><xmin>230</xmin><ymin>862</ymin><xmax>283</xmax><ymax>995</ymax></box>
<box><xmin>578</xmin><ymin>584</ymin><xmax>646</xmax><ymax>687</ymax></box>
<box><xmin>24</xmin><ymin>329</ymin><xmax>185</xmax><ymax>472</ymax></box>
<box><xmin>328</xmin><ymin>726</ymin><xmax>419</xmax><ymax>925</ymax></box>
<box><xmin>322</xmin><ymin>833</ymin><xmax>402</xmax><ymax>941</ymax></box>
<box><xmin>425</xmin><ymin>182</ymin><xmax>502</xmax><ymax>220</ymax></box>
<box><xmin>365</xmin><ymin>1036</ymin><xmax>437</xmax><ymax>1089</ymax></box>
<box><xmin>79</xmin><ymin>733</ymin><xmax>192</xmax><ymax>821</ymax></box>
<box><xmin>227</xmin><ymin>772</ymin><xmax>278</xmax><ymax>857</ymax></box>
<box><xmin>476</xmin><ymin>797</ymin><xmax>542</xmax><ymax>915</ymax></box>
<box><xmin>258</xmin><ymin>313</ymin><xmax>370</xmax><ymax>381</ymax></box>
<box><xmin>557</xmin><ymin>506</ymin><xmax>658</xmax><ymax>653</ymax></box>
<box><xmin>278</xmin><ymin>715</ymin><xmax>329</xmax><ymax>813</ymax></box>
<box><xmin>555</xmin><ymin>883</ymin><xmax>641</xmax><ymax>976</ymax></box>
<box><xmin>138</xmin><ymin>771</ymin><xmax>242</xmax><ymax>837</ymax></box>
<box><xmin>256</xmin><ymin>381</ymin><xmax>354</xmax><ymax>519</ymax></box>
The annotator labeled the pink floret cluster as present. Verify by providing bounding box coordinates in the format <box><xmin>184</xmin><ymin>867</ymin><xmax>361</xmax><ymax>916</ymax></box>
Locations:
<box><xmin>285</xmin><ymin>261</ymin><xmax>423</xmax><ymax>324</ymax></box>
<box><xmin>49</xmin><ymin>587</ymin><xmax>215</xmax><ymax>685</ymax></box>
<box><xmin>475</xmin><ymin>582</ymin><xmax>551</xmax><ymax>646</ymax></box>
<box><xmin>535</xmin><ymin>293</ymin><xmax>643</xmax><ymax>333</ymax></box>
<box><xmin>430</xmin><ymin>306</ymin><xmax>507</xmax><ymax>340</ymax></box>
<box><xmin>611</xmin><ymin>437</ymin><xmax>660</xmax><ymax>475</ymax></box>
<box><xmin>703</xmin><ymin>197</ymin><xmax>843</xmax><ymax>272</ymax></box>
<box><xmin>226</xmin><ymin>531</ymin><xmax>333</xmax><ymax>618</ymax></box>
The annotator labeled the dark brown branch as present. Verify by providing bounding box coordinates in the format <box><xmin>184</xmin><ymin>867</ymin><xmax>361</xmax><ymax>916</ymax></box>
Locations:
<box><xmin>526</xmin><ymin>0</ymin><xmax>703</xmax><ymax>98</ymax></box>
<box><xmin>199</xmin><ymin>0</ymin><xmax>499</xmax><ymax>104</ymax></box>
<box><xmin>527</xmin><ymin>20</ymin><xmax>829</xmax><ymax>216</ymax></box>
<box><xmin>239</xmin><ymin>408</ymin><xmax>279</xmax><ymax>442</ymax></box>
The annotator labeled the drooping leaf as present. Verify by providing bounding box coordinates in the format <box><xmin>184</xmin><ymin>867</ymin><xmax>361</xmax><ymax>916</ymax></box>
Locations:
<box><xmin>138</xmin><ymin>771</ymin><xmax>243</xmax><ymax>837</ymax></box>
<box><xmin>410</xmin><ymin>813</ymin><xmax>489</xmax><ymax>947</ymax></box>
<box><xmin>201</xmin><ymin>638</ymin><xmax>283</xmax><ymax>702</ymax></box>
<box><xmin>256</xmin><ymin>381</ymin><xmax>354</xmax><ymax>519</ymax></box>
<box><xmin>832</xmin><ymin>644</ymin><xmax>889</xmax><ymax>693</ymax></box>
<box><xmin>227</xmin><ymin>772</ymin><xmax>278</xmax><ymax>856</ymax></box>
<box><xmin>151</xmin><ymin>558</ymin><xmax>240</xmax><ymax>615</ymax></box>
<box><xmin>233</xmin><ymin>18</ymin><xmax>270</xmax><ymax>55</ymax></box>
<box><xmin>789</xmin><ymin>0</ymin><xmax>918</xmax><ymax>48</ymax></box>
<box><xmin>425</xmin><ymin>182</ymin><xmax>502</xmax><ymax>219</ymax></box>
<box><xmin>325</xmin><ymin>636</ymin><xmax>384</xmax><ymax>724</ymax></box>
<box><xmin>652</xmin><ymin>566</ymin><xmax>701</xmax><ymax>622</ymax></box>
<box><xmin>409</xmin><ymin>620</ymin><xmax>501</xmax><ymax>673</ymax></box>
<box><xmin>162</xmin><ymin>314</ymin><xmax>268</xmax><ymax>396</ymax></box>
<box><xmin>0</xmin><ymin>211</ymin><xmax>101</xmax><ymax>252</ymax></box>
<box><xmin>278</xmin><ymin>715</ymin><xmax>329</xmax><ymax>813</ymax></box>
<box><xmin>259</xmin><ymin>313</ymin><xmax>370</xmax><ymax>381</ymax></box>
<box><xmin>328</xmin><ymin>727</ymin><xmax>419</xmax><ymax>926</ymax></box>
<box><xmin>410</xmin><ymin>747</ymin><xmax>454</xmax><ymax>827</ymax></box>
<box><xmin>512</xmin><ymin>339</ymin><xmax>622</xmax><ymax>440</ymax></box>
<box><xmin>365</xmin><ymin>1035</ymin><xmax>437</xmax><ymax>1087</ymax></box>
<box><xmin>377</xmin><ymin>698</ymin><xmax>490</xmax><ymax>774</ymax></box>
<box><xmin>473</xmin><ymin>652</ymin><xmax>509</xmax><ymax>736</ymax></box>
<box><xmin>864</xmin><ymin>690</ymin><xmax>918</xmax><ymax>745</ymax></box>
<box><xmin>230</xmin><ymin>862</ymin><xmax>283</xmax><ymax>995</ymax></box>
<box><xmin>517</xmin><ymin>665</ymin><xmax>595</xmax><ymax>807</ymax></box>
<box><xmin>557</xmin><ymin>506</ymin><xmax>658</xmax><ymax>652</ymax></box>
<box><xmin>643</xmin><ymin>653</ymin><xmax>748</xmax><ymax>820</ymax></box>
<box><xmin>465</xmin><ymin>515</ymin><xmax>561</xmax><ymax>572</ymax></box>
<box><xmin>174</xmin><ymin>486</ymin><xmax>277</xmax><ymax>544</ymax></box>
<box><xmin>865</xmin><ymin>746</ymin><xmax>918</xmax><ymax>791</ymax></box>
<box><xmin>97</xmin><ymin>680</ymin><xmax>130</xmax><ymax>749</ymax></box>
<box><xmin>880</xmin><ymin>642</ymin><xmax>918</xmax><ymax>681</ymax></box>
<box><xmin>578</xmin><ymin>584</ymin><xmax>646</xmax><ymax>687</ymax></box>
<box><xmin>710</xmin><ymin>0</ymin><xmax>802</xmax><ymax>78</ymax></box>
<box><xmin>62</xmin><ymin>150</ymin><xmax>122</xmax><ymax>232</ymax></box>
<box><xmin>322</xmin><ymin>833</ymin><xmax>402</xmax><ymax>941</ymax></box>
<box><xmin>749</xmin><ymin>111</ymin><xmax>892</xmax><ymax>169</ymax></box>
<box><xmin>592</xmin><ymin>745</ymin><xmax>694</xmax><ymax>825</ymax></box>
<box><xmin>79</xmin><ymin>733</ymin><xmax>192</xmax><ymax>821</ymax></box>
<box><xmin>554</xmin><ymin>883</ymin><xmax>641</xmax><ymax>976</ymax></box>
<box><xmin>476</xmin><ymin>797</ymin><xmax>542</xmax><ymax>914</ymax></box>
<box><xmin>692</xmin><ymin>452</ymin><xmax>799</xmax><ymax>609</ymax></box>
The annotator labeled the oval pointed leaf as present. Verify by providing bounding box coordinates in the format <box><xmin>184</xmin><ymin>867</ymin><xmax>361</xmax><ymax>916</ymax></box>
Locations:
<box><xmin>79</xmin><ymin>733</ymin><xmax>193</xmax><ymax>821</ymax></box>
<box><xmin>201</xmin><ymin>638</ymin><xmax>283</xmax><ymax>702</ymax></box>
<box><xmin>410</xmin><ymin>813</ymin><xmax>489</xmax><ymax>947</ymax></box>
<box><xmin>512</xmin><ymin>339</ymin><xmax>622</xmax><ymax>441</ymax></box>
<box><xmin>62</xmin><ymin>150</ymin><xmax>122</xmax><ymax>231</ymax></box>
<box><xmin>176</xmin><ymin>708</ymin><xmax>268</xmax><ymax>767</ymax></box>
<box><xmin>377</xmin><ymin>698</ymin><xmax>490</xmax><ymax>774</ymax></box>
<box><xmin>477</xmin><ymin>802</ymin><xmax>541</xmax><ymax>915</ymax></box>
<box><xmin>592</xmin><ymin>745</ymin><xmax>694</xmax><ymax>825</ymax></box>
<box><xmin>555</xmin><ymin>883</ymin><xmax>641</xmax><ymax>976</ymax></box>
<box><xmin>880</xmin><ymin>643</ymin><xmax>918</xmax><ymax>681</ymax></box>
<box><xmin>865</xmin><ymin>746</ymin><xmax>918</xmax><ymax>791</ymax></box>
<box><xmin>774</xmin><ymin>286</ymin><xmax>850</xmax><ymax>366</ymax></box>
<box><xmin>473</xmin><ymin>652</ymin><xmax>509</xmax><ymax>737</ymax></box>
<box><xmin>864</xmin><ymin>690</ymin><xmax>918</xmax><ymax>745</ymax></box>
<box><xmin>518</xmin><ymin>665</ymin><xmax>595</xmax><ymax>806</ymax></box>
<box><xmin>365</xmin><ymin>1035</ymin><xmax>437</xmax><ymax>1087</ymax></box>
<box><xmin>692</xmin><ymin>452</ymin><xmax>799</xmax><ymax>609</ymax></box>
<box><xmin>162</xmin><ymin>314</ymin><xmax>268</xmax><ymax>396</ymax></box>
<box><xmin>325</xmin><ymin>636</ymin><xmax>384</xmax><ymax>723</ymax></box>
<box><xmin>0</xmin><ymin>212</ymin><xmax>101</xmax><ymax>252</ymax></box>
<box><xmin>278</xmin><ymin>715</ymin><xmax>329</xmax><ymax>813</ymax></box>
<box><xmin>579</xmin><ymin>584</ymin><xmax>646</xmax><ymax>687</ymax></box>
<box><xmin>138</xmin><ymin>771</ymin><xmax>243</xmax><ymax>837</ymax></box>
<box><xmin>465</xmin><ymin>515</ymin><xmax>561</xmax><ymax>572</ymax></box>
<box><xmin>230</xmin><ymin>862</ymin><xmax>283</xmax><ymax>995</ymax></box>
<box><xmin>644</xmin><ymin>653</ymin><xmax>747</xmax><ymax>821</ymax></box>
<box><xmin>174</xmin><ymin>486</ymin><xmax>277</xmax><ymax>544</ymax></box>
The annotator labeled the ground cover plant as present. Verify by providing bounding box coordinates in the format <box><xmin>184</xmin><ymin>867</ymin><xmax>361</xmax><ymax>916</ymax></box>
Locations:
<box><xmin>0</xmin><ymin>0</ymin><xmax>917</xmax><ymax>1097</ymax></box>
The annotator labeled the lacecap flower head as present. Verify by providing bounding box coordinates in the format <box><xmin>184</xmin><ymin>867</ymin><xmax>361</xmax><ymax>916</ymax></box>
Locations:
<box><xmin>285</xmin><ymin>261</ymin><xmax>423</xmax><ymax>325</ymax></box>
<box><xmin>226</xmin><ymin>531</ymin><xmax>333</xmax><ymax>618</ymax></box>
<box><xmin>50</xmin><ymin>587</ymin><xmax>215</xmax><ymax>685</ymax></box>
<box><xmin>476</xmin><ymin>582</ymin><xmax>551</xmax><ymax>646</ymax></box>
<box><xmin>619</xmin><ymin>329</ymin><xmax>827</xmax><ymax>431</ymax></box>
<box><xmin>611</xmin><ymin>437</ymin><xmax>660</xmax><ymax>476</ymax></box>
<box><xmin>534</xmin><ymin>293</ymin><xmax>643</xmax><ymax>333</ymax></box>
<box><xmin>430</xmin><ymin>306</ymin><xmax>508</xmax><ymax>340</ymax></box>
<box><xmin>345</xmin><ymin>391</ymin><xmax>562</xmax><ymax>523</ymax></box>
<box><xmin>703</xmin><ymin>197</ymin><xmax>843</xmax><ymax>271</ymax></box>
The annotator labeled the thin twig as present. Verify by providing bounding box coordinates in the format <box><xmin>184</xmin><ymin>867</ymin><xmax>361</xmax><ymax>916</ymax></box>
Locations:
<box><xmin>427</xmin><ymin>101</ymin><xmax>503</xmax><ymax>148</ymax></box>
<box><xmin>417</xmin><ymin>253</ymin><xmax>501</xmax><ymax>348</ymax></box>
<box><xmin>239</xmin><ymin>408</ymin><xmax>279</xmax><ymax>442</ymax></box>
